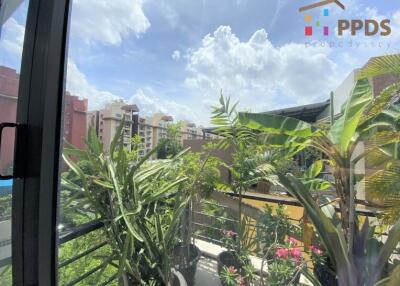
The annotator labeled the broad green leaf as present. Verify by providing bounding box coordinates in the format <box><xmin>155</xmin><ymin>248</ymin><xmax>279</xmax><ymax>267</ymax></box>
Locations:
<box><xmin>238</xmin><ymin>112</ymin><xmax>318</xmax><ymax>137</ymax></box>
<box><xmin>358</xmin><ymin>54</ymin><xmax>400</xmax><ymax>79</ymax></box>
<box><xmin>305</xmin><ymin>160</ymin><xmax>324</xmax><ymax>178</ymax></box>
<box><xmin>301</xmin><ymin>178</ymin><xmax>332</xmax><ymax>191</ymax></box>
<box><xmin>328</xmin><ymin>78</ymin><xmax>373</xmax><ymax>156</ymax></box>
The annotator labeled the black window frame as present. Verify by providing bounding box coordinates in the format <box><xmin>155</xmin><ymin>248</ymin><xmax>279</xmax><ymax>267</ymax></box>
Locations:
<box><xmin>9</xmin><ymin>0</ymin><xmax>71</xmax><ymax>285</ymax></box>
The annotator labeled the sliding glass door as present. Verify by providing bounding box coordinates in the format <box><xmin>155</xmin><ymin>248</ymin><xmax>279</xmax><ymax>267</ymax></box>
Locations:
<box><xmin>0</xmin><ymin>1</ymin><xmax>30</xmax><ymax>284</ymax></box>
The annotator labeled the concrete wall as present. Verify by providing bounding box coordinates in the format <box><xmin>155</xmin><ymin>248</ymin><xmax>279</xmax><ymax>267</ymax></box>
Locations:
<box><xmin>333</xmin><ymin>69</ymin><xmax>359</xmax><ymax>114</ymax></box>
<box><xmin>183</xmin><ymin>139</ymin><xmax>234</xmax><ymax>183</ymax></box>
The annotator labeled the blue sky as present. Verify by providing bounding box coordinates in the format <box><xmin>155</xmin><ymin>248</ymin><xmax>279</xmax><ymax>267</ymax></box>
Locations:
<box><xmin>1</xmin><ymin>0</ymin><xmax>400</xmax><ymax>125</ymax></box>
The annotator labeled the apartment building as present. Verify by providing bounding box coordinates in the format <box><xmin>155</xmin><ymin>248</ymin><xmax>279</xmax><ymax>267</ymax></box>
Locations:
<box><xmin>97</xmin><ymin>101</ymin><xmax>139</xmax><ymax>152</ymax></box>
<box><xmin>137</xmin><ymin>117</ymin><xmax>153</xmax><ymax>157</ymax></box>
<box><xmin>63</xmin><ymin>92</ymin><xmax>88</xmax><ymax>150</ymax></box>
<box><xmin>180</xmin><ymin>121</ymin><xmax>203</xmax><ymax>143</ymax></box>
<box><xmin>0</xmin><ymin>66</ymin><xmax>18</xmax><ymax>174</ymax></box>
<box><xmin>88</xmin><ymin>104</ymin><xmax>211</xmax><ymax>158</ymax></box>
<box><xmin>149</xmin><ymin>113</ymin><xmax>174</xmax><ymax>146</ymax></box>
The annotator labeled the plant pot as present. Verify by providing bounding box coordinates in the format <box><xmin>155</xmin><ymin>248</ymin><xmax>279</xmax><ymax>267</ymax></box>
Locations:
<box><xmin>257</xmin><ymin>181</ymin><xmax>271</xmax><ymax>194</ymax></box>
<box><xmin>172</xmin><ymin>244</ymin><xmax>201</xmax><ymax>286</ymax></box>
<box><xmin>314</xmin><ymin>262</ymin><xmax>338</xmax><ymax>286</ymax></box>
<box><xmin>217</xmin><ymin>251</ymin><xmax>248</xmax><ymax>286</ymax></box>
<box><xmin>171</xmin><ymin>270</ymin><xmax>188</xmax><ymax>286</ymax></box>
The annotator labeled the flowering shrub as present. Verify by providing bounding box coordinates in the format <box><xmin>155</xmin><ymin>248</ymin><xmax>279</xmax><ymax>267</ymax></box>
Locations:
<box><xmin>266</xmin><ymin>237</ymin><xmax>305</xmax><ymax>285</ymax></box>
<box><xmin>219</xmin><ymin>228</ymin><xmax>255</xmax><ymax>285</ymax></box>
<box><xmin>220</xmin><ymin>266</ymin><xmax>246</xmax><ymax>286</ymax></box>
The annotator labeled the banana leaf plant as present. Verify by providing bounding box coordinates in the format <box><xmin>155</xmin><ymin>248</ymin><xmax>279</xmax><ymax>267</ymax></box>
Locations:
<box><xmin>62</xmin><ymin>123</ymin><xmax>191</xmax><ymax>285</ymax></box>
<box><xmin>281</xmin><ymin>174</ymin><xmax>400</xmax><ymax>286</ymax></box>
<box><xmin>238</xmin><ymin>54</ymin><xmax>400</xmax><ymax>250</ymax></box>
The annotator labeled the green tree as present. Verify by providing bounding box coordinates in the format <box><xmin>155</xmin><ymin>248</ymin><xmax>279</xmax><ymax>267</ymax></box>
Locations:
<box><xmin>157</xmin><ymin>122</ymin><xmax>183</xmax><ymax>159</ymax></box>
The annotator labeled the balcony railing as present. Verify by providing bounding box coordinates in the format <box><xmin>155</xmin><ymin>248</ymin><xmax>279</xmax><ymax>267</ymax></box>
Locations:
<box><xmin>0</xmin><ymin>191</ymin><xmax>389</xmax><ymax>285</ymax></box>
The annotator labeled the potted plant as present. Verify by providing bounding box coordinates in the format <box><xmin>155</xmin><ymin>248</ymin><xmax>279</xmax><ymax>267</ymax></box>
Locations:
<box><xmin>309</xmin><ymin>244</ymin><xmax>337</xmax><ymax>286</ymax></box>
<box><xmin>171</xmin><ymin>150</ymin><xmax>221</xmax><ymax>285</ymax></box>
<box><xmin>211</xmin><ymin>96</ymin><xmax>279</xmax><ymax>285</ymax></box>
<box><xmin>62</xmin><ymin>124</ymin><xmax>192</xmax><ymax>285</ymax></box>
<box><xmin>218</xmin><ymin>220</ymin><xmax>256</xmax><ymax>286</ymax></box>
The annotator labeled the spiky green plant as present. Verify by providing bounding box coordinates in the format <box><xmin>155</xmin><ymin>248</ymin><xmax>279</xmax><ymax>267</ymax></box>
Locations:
<box><xmin>62</xmin><ymin>123</ymin><xmax>191</xmax><ymax>285</ymax></box>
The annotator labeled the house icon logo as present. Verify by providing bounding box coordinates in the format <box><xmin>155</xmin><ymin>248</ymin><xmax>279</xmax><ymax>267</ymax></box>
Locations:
<box><xmin>299</xmin><ymin>0</ymin><xmax>345</xmax><ymax>37</ymax></box>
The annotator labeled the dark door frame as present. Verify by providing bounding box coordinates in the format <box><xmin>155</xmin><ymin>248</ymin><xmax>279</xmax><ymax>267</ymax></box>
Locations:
<box><xmin>11</xmin><ymin>0</ymin><xmax>71</xmax><ymax>285</ymax></box>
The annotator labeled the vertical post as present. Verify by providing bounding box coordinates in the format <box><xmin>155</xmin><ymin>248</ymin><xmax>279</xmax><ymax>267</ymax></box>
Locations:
<box><xmin>330</xmin><ymin>91</ymin><xmax>335</xmax><ymax>126</ymax></box>
<box><xmin>348</xmin><ymin>160</ymin><xmax>355</xmax><ymax>254</ymax></box>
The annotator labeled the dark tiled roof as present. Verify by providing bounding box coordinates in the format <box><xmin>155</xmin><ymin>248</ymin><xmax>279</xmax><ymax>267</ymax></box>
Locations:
<box><xmin>263</xmin><ymin>100</ymin><xmax>330</xmax><ymax>123</ymax></box>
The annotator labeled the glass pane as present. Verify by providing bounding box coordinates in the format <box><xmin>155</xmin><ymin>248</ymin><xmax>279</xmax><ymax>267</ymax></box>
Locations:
<box><xmin>0</xmin><ymin>0</ymin><xmax>29</xmax><ymax>284</ymax></box>
<box><xmin>59</xmin><ymin>1</ymin><xmax>400</xmax><ymax>285</ymax></box>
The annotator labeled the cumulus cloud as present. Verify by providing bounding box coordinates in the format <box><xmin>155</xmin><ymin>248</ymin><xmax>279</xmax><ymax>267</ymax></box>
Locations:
<box><xmin>172</xmin><ymin>50</ymin><xmax>181</xmax><ymax>61</ymax></box>
<box><xmin>0</xmin><ymin>17</ymin><xmax>25</xmax><ymax>57</ymax></box>
<box><xmin>184</xmin><ymin>26</ymin><xmax>338</xmax><ymax>112</ymax></box>
<box><xmin>129</xmin><ymin>88</ymin><xmax>195</xmax><ymax>122</ymax></box>
<box><xmin>66</xmin><ymin>60</ymin><xmax>121</xmax><ymax>110</ymax></box>
<box><xmin>71</xmin><ymin>0</ymin><xmax>150</xmax><ymax>45</ymax></box>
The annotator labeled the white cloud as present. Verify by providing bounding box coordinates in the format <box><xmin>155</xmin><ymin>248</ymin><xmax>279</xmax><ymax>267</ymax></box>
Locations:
<box><xmin>184</xmin><ymin>26</ymin><xmax>338</xmax><ymax>112</ymax></box>
<box><xmin>0</xmin><ymin>17</ymin><xmax>25</xmax><ymax>57</ymax></box>
<box><xmin>172</xmin><ymin>50</ymin><xmax>181</xmax><ymax>61</ymax></box>
<box><xmin>66</xmin><ymin>60</ymin><xmax>121</xmax><ymax>110</ymax></box>
<box><xmin>129</xmin><ymin>88</ymin><xmax>195</xmax><ymax>122</ymax></box>
<box><xmin>392</xmin><ymin>10</ymin><xmax>400</xmax><ymax>41</ymax></box>
<box><xmin>71</xmin><ymin>0</ymin><xmax>150</xmax><ymax>45</ymax></box>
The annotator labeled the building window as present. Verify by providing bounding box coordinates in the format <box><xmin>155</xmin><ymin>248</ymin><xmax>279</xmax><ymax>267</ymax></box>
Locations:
<box><xmin>116</xmin><ymin>113</ymin><xmax>122</xmax><ymax>118</ymax></box>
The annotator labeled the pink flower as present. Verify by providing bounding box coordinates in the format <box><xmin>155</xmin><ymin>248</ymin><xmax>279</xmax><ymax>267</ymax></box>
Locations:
<box><xmin>290</xmin><ymin>247</ymin><xmax>302</xmax><ymax>264</ymax></box>
<box><xmin>310</xmin><ymin>245</ymin><xmax>323</xmax><ymax>255</ymax></box>
<box><xmin>238</xmin><ymin>276</ymin><xmax>246</xmax><ymax>286</ymax></box>
<box><xmin>288</xmin><ymin>236</ymin><xmax>298</xmax><ymax>245</ymax></box>
<box><xmin>275</xmin><ymin>248</ymin><xmax>289</xmax><ymax>259</ymax></box>
<box><xmin>227</xmin><ymin>266</ymin><xmax>237</xmax><ymax>274</ymax></box>
<box><xmin>226</xmin><ymin>230</ymin><xmax>237</xmax><ymax>238</ymax></box>
<box><xmin>290</xmin><ymin>247</ymin><xmax>302</xmax><ymax>258</ymax></box>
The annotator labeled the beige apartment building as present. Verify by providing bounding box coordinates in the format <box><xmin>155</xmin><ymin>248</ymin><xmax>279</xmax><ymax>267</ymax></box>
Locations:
<box><xmin>94</xmin><ymin>100</ymin><xmax>139</xmax><ymax>152</ymax></box>
<box><xmin>88</xmin><ymin>103</ymin><xmax>211</xmax><ymax>158</ymax></box>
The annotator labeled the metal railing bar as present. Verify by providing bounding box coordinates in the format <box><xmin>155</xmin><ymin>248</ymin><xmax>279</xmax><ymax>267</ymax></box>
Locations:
<box><xmin>0</xmin><ymin>256</ymin><xmax>11</xmax><ymax>268</ymax></box>
<box><xmin>201</xmin><ymin>200</ymin><xmax>231</xmax><ymax>209</ymax></box>
<box><xmin>224</xmin><ymin>192</ymin><xmax>380</xmax><ymax>217</ymax></box>
<box><xmin>0</xmin><ymin>215</ymin><xmax>11</xmax><ymax>222</ymax></box>
<box><xmin>64</xmin><ymin>257</ymin><xmax>113</xmax><ymax>286</ymax></box>
<box><xmin>99</xmin><ymin>273</ymin><xmax>118</xmax><ymax>286</ymax></box>
<box><xmin>193</xmin><ymin>234</ymin><xmax>223</xmax><ymax>246</ymax></box>
<box><xmin>193</xmin><ymin>222</ymin><xmax>224</xmax><ymax>232</ymax></box>
<box><xmin>58</xmin><ymin>241</ymin><xmax>108</xmax><ymax>269</ymax></box>
<box><xmin>193</xmin><ymin>211</ymin><xmax>237</xmax><ymax>223</ymax></box>
<box><xmin>59</xmin><ymin>220</ymin><xmax>105</xmax><ymax>244</ymax></box>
